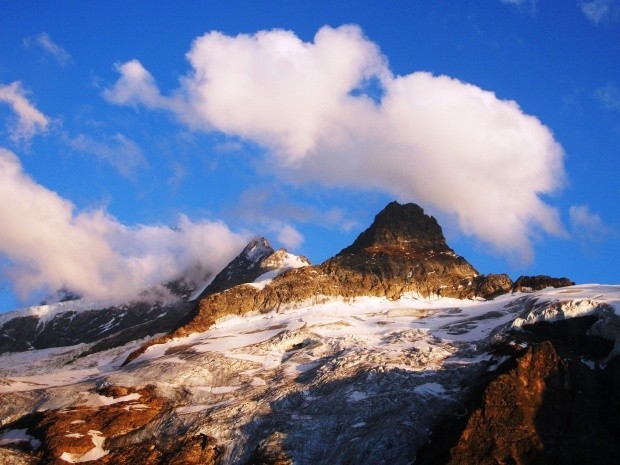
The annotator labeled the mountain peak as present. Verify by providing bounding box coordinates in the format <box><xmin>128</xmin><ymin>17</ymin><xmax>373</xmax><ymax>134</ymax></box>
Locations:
<box><xmin>241</xmin><ymin>236</ymin><xmax>274</xmax><ymax>261</ymax></box>
<box><xmin>337</xmin><ymin>201</ymin><xmax>447</xmax><ymax>256</ymax></box>
<box><xmin>195</xmin><ymin>237</ymin><xmax>275</xmax><ymax>299</ymax></box>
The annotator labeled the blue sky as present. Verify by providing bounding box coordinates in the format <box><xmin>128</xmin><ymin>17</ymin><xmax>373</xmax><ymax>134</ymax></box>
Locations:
<box><xmin>0</xmin><ymin>0</ymin><xmax>618</xmax><ymax>312</ymax></box>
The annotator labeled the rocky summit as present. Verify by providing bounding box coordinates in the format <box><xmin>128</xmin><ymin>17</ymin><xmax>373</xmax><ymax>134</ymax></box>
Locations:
<box><xmin>0</xmin><ymin>201</ymin><xmax>616</xmax><ymax>465</ymax></box>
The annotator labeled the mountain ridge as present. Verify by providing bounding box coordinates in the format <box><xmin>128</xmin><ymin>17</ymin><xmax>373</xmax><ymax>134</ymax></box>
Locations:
<box><xmin>0</xmin><ymin>201</ymin><xmax>616</xmax><ymax>465</ymax></box>
<box><xmin>121</xmin><ymin>201</ymin><xmax>570</xmax><ymax>364</ymax></box>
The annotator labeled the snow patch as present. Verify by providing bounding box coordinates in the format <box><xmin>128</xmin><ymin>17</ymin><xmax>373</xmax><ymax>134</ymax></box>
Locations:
<box><xmin>414</xmin><ymin>382</ymin><xmax>446</xmax><ymax>397</ymax></box>
<box><xmin>78</xmin><ymin>392</ymin><xmax>141</xmax><ymax>407</ymax></box>
<box><xmin>59</xmin><ymin>430</ymin><xmax>108</xmax><ymax>463</ymax></box>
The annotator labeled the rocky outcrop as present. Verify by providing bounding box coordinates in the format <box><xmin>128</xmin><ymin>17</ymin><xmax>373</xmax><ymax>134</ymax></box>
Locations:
<box><xmin>474</xmin><ymin>273</ymin><xmax>513</xmax><ymax>299</ymax></box>
<box><xmin>196</xmin><ymin>237</ymin><xmax>276</xmax><ymax>299</ymax></box>
<box><xmin>417</xmin><ymin>313</ymin><xmax>620</xmax><ymax>465</ymax></box>
<box><xmin>447</xmin><ymin>342</ymin><xmax>570</xmax><ymax>464</ymax></box>
<box><xmin>0</xmin><ymin>384</ymin><xmax>224</xmax><ymax>465</ymax></box>
<box><xmin>1</xmin><ymin>385</ymin><xmax>163</xmax><ymax>464</ymax></box>
<box><xmin>244</xmin><ymin>433</ymin><xmax>293</xmax><ymax>465</ymax></box>
<box><xmin>512</xmin><ymin>275</ymin><xmax>575</xmax><ymax>292</ymax></box>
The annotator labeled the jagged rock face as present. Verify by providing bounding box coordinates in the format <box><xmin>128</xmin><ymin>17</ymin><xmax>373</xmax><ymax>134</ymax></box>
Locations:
<box><xmin>512</xmin><ymin>275</ymin><xmax>576</xmax><ymax>292</ymax></box>
<box><xmin>474</xmin><ymin>273</ymin><xmax>513</xmax><ymax>299</ymax></box>
<box><xmin>332</xmin><ymin>201</ymin><xmax>480</xmax><ymax>299</ymax></box>
<box><xmin>245</xmin><ymin>433</ymin><xmax>293</xmax><ymax>465</ymax></box>
<box><xmin>447</xmin><ymin>342</ymin><xmax>570</xmax><ymax>464</ymax></box>
<box><xmin>0</xmin><ymin>300</ymin><xmax>192</xmax><ymax>354</ymax></box>
<box><xmin>418</xmin><ymin>316</ymin><xmax>620</xmax><ymax>465</ymax></box>
<box><xmin>181</xmin><ymin>204</ymin><xmax>490</xmax><ymax>332</ymax></box>
<box><xmin>338</xmin><ymin>201</ymin><xmax>449</xmax><ymax>255</ymax></box>
<box><xmin>197</xmin><ymin>237</ymin><xmax>275</xmax><ymax>299</ymax></box>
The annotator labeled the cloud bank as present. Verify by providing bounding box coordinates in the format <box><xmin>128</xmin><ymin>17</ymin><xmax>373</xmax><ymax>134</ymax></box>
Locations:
<box><xmin>0</xmin><ymin>148</ymin><xmax>247</xmax><ymax>304</ymax></box>
<box><xmin>0</xmin><ymin>81</ymin><xmax>49</xmax><ymax>142</ymax></box>
<box><xmin>105</xmin><ymin>25</ymin><xmax>566</xmax><ymax>263</ymax></box>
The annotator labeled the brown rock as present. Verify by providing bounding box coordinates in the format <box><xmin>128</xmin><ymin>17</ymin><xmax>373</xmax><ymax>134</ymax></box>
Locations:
<box><xmin>245</xmin><ymin>432</ymin><xmax>293</xmax><ymax>465</ymax></box>
<box><xmin>435</xmin><ymin>338</ymin><xmax>620</xmax><ymax>465</ymax></box>
<box><xmin>446</xmin><ymin>342</ymin><xmax>569</xmax><ymax>465</ymax></box>
<box><xmin>512</xmin><ymin>275</ymin><xmax>575</xmax><ymax>292</ymax></box>
<box><xmin>475</xmin><ymin>273</ymin><xmax>513</xmax><ymax>299</ymax></box>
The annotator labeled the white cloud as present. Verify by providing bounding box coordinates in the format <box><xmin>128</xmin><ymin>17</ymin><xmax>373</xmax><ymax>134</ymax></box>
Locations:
<box><xmin>0</xmin><ymin>81</ymin><xmax>49</xmax><ymax>142</ymax></box>
<box><xmin>103</xmin><ymin>60</ymin><xmax>171</xmax><ymax>109</ymax></box>
<box><xmin>69</xmin><ymin>133</ymin><xmax>149</xmax><ymax>177</ymax></box>
<box><xmin>24</xmin><ymin>33</ymin><xmax>73</xmax><ymax>66</ymax></box>
<box><xmin>105</xmin><ymin>25</ymin><xmax>567</xmax><ymax>264</ymax></box>
<box><xmin>580</xmin><ymin>0</ymin><xmax>618</xmax><ymax>24</ymax></box>
<box><xmin>274</xmin><ymin>223</ymin><xmax>304</xmax><ymax>250</ymax></box>
<box><xmin>569</xmin><ymin>204</ymin><xmax>613</xmax><ymax>242</ymax></box>
<box><xmin>594</xmin><ymin>82</ymin><xmax>620</xmax><ymax>110</ymax></box>
<box><xmin>0</xmin><ymin>148</ymin><xmax>247</xmax><ymax>304</ymax></box>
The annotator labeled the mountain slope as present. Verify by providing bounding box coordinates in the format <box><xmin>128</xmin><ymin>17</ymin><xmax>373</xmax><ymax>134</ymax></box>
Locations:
<box><xmin>1</xmin><ymin>285</ymin><xmax>618</xmax><ymax>464</ymax></box>
<box><xmin>0</xmin><ymin>201</ymin><xmax>612</xmax><ymax>465</ymax></box>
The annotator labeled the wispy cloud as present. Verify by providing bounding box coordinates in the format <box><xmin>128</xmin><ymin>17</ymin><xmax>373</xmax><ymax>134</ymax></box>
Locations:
<box><xmin>0</xmin><ymin>148</ymin><xmax>246</xmax><ymax>304</ymax></box>
<box><xmin>580</xmin><ymin>0</ymin><xmax>619</xmax><ymax>24</ymax></box>
<box><xmin>231</xmin><ymin>185</ymin><xmax>359</xmax><ymax>237</ymax></box>
<box><xmin>24</xmin><ymin>32</ymin><xmax>73</xmax><ymax>66</ymax></box>
<box><xmin>594</xmin><ymin>82</ymin><xmax>620</xmax><ymax>110</ymax></box>
<box><xmin>68</xmin><ymin>133</ymin><xmax>149</xmax><ymax>178</ymax></box>
<box><xmin>569</xmin><ymin>204</ymin><xmax>614</xmax><ymax>244</ymax></box>
<box><xmin>272</xmin><ymin>223</ymin><xmax>304</xmax><ymax>250</ymax></box>
<box><xmin>167</xmin><ymin>162</ymin><xmax>187</xmax><ymax>189</ymax></box>
<box><xmin>500</xmin><ymin>0</ymin><xmax>538</xmax><ymax>15</ymax></box>
<box><xmin>0</xmin><ymin>81</ymin><xmax>49</xmax><ymax>142</ymax></box>
<box><xmin>105</xmin><ymin>25</ymin><xmax>567</xmax><ymax>264</ymax></box>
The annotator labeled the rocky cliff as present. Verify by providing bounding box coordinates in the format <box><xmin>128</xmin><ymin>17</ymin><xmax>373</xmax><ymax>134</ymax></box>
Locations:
<box><xmin>417</xmin><ymin>312</ymin><xmax>620</xmax><ymax>465</ymax></box>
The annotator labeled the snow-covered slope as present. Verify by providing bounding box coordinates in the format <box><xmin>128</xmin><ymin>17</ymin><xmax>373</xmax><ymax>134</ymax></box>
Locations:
<box><xmin>1</xmin><ymin>285</ymin><xmax>618</xmax><ymax>464</ymax></box>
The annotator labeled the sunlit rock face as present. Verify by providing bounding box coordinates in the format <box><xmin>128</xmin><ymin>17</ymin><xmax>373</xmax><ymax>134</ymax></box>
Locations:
<box><xmin>418</xmin><ymin>314</ymin><xmax>620</xmax><ymax>465</ymax></box>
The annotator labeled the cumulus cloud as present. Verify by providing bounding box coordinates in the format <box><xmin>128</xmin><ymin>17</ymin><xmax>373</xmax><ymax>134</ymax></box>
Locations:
<box><xmin>24</xmin><ymin>33</ymin><xmax>73</xmax><ymax>66</ymax></box>
<box><xmin>0</xmin><ymin>148</ymin><xmax>247</xmax><ymax>304</ymax></box>
<box><xmin>69</xmin><ymin>133</ymin><xmax>149</xmax><ymax>177</ymax></box>
<box><xmin>105</xmin><ymin>25</ymin><xmax>567</xmax><ymax>264</ymax></box>
<box><xmin>0</xmin><ymin>81</ymin><xmax>49</xmax><ymax>142</ymax></box>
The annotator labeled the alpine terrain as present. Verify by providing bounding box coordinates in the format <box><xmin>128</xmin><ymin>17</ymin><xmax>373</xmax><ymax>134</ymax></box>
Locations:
<box><xmin>0</xmin><ymin>202</ymin><xmax>618</xmax><ymax>465</ymax></box>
